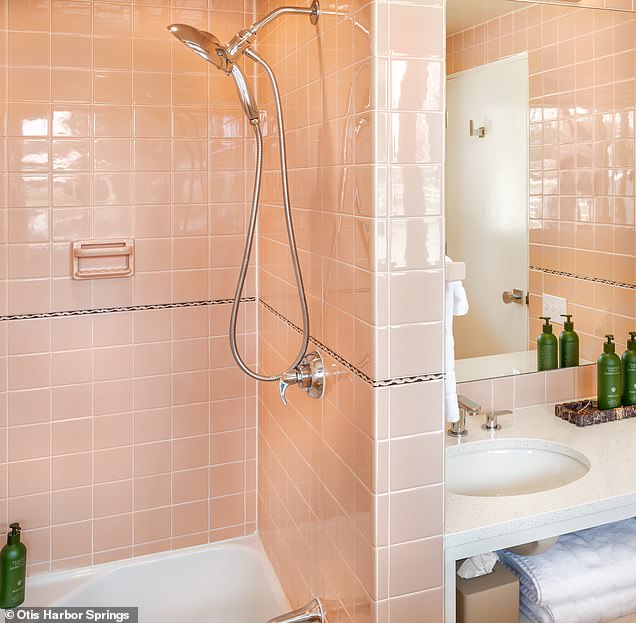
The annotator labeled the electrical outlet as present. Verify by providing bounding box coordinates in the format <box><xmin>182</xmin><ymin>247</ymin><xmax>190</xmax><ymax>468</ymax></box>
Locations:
<box><xmin>542</xmin><ymin>294</ymin><xmax>567</xmax><ymax>324</ymax></box>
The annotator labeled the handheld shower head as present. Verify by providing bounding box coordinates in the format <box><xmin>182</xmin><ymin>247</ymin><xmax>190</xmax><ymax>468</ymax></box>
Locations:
<box><xmin>167</xmin><ymin>3</ymin><xmax>321</xmax><ymax>391</ymax></box>
<box><xmin>168</xmin><ymin>24</ymin><xmax>229</xmax><ymax>72</ymax></box>
<box><xmin>168</xmin><ymin>23</ymin><xmax>260</xmax><ymax>123</ymax></box>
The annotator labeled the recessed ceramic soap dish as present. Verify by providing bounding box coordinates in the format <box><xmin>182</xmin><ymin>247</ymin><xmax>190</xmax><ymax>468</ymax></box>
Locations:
<box><xmin>555</xmin><ymin>400</ymin><xmax>636</xmax><ymax>427</ymax></box>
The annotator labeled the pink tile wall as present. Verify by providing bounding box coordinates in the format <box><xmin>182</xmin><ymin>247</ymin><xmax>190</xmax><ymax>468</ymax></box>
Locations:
<box><xmin>255</xmin><ymin>1</ymin><xmax>377</xmax><ymax>620</ymax></box>
<box><xmin>255</xmin><ymin>1</ymin><xmax>447</xmax><ymax>622</ymax></box>
<box><xmin>457</xmin><ymin>363</ymin><xmax>597</xmax><ymax>413</ymax></box>
<box><xmin>0</xmin><ymin>0</ymin><xmax>258</xmax><ymax>573</ymax></box>
<box><xmin>375</xmin><ymin>1</ymin><xmax>446</xmax><ymax>621</ymax></box>
<box><xmin>447</xmin><ymin>4</ymin><xmax>636</xmax><ymax>362</ymax></box>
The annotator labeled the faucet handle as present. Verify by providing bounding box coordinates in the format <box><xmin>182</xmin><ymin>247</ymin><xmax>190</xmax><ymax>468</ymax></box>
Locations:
<box><xmin>279</xmin><ymin>352</ymin><xmax>326</xmax><ymax>406</ymax></box>
<box><xmin>279</xmin><ymin>368</ymin><xmax>301</xmax><ymax>406</ymax></box>
<box><xmin>457</xmin><ymin>395</ymin><xmax>481</xmax><ymax>415</ymax></box>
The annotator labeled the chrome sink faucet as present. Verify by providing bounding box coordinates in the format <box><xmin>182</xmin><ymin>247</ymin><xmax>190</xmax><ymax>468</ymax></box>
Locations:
<box><xmin>448</xmin><ymin>395</ymin><xmax>481</xmax><ymax>437</ymax></box>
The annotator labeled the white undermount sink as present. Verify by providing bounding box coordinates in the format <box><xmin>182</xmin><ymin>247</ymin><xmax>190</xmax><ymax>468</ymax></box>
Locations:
<box><xmin>446</xmin><ymin>439</ymin><xmax>590</xmax><ymax>497</ymax></box>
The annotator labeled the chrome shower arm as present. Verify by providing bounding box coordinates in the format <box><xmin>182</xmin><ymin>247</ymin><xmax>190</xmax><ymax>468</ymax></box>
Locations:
<box><xmin>249</xmin><ymin>1</ymin><xmax>320</xmax><ymax>35</ymax></box>
<box><xmin>225</xmin><ymin>1</ymin><xmax>319</xmax><ymax>61</ymax></box>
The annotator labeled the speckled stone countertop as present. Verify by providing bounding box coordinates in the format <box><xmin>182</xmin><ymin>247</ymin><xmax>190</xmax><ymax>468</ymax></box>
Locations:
<box><xmin>445</xmin><ymin>403</ymin><xmax>636</xmax><ymax>546</ymax></box>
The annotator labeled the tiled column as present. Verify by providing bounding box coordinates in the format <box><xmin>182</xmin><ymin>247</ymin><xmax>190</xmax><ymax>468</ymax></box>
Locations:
<box><xmin>372</xmin><ymin>1</ymin><xmax>447</xmax><ymax>621</ymax></box>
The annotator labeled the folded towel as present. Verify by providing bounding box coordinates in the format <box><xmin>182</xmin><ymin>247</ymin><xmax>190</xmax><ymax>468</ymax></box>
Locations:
<box><xmin>499</xmin><ymin>518</ymin><xmax>636</xmax><ymax>623</ymax></box>
<box><xmin>445</xmin><ymin>264</ymin><xmax>469</xmax><ymax>423</ymax></box>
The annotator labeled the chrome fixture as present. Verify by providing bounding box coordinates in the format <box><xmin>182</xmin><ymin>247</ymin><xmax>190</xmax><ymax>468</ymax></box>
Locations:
<box><xmin>168</xmin><ymin>3</ymin><xmax>321</xmax><ymax>405</ymax></box>
<box><xmin>482</xmin><ymin>409</ymin><xmax>512</xmax><ymax>432</ymax></box>
<box><xmin>448</xmin><ymin>395</ymin><xmax>481</xmax><ymax>437</ymax></box>
<box><xmin>266</xmin><ymin>599</ymin><xmax>325</xmax><ymax>623</ymax></box>
<box><xmin>279</xmin><ymin>352</ymin><xmax>325</xmax><ymax>406</ymax></box>
<box><xmin>502</xmin><ymin>288</ymin><xmax>527</xmax><ymax>305</ymax></box>
<box><xmin>482</xmin><ymin>411</ymin><xmax>503</xmax><ymax>432</ymax></box>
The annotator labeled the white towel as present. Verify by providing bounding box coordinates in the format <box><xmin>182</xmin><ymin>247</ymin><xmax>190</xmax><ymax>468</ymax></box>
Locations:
<box><xmin>499</xmin><ymin>518</ymin><xmax>636</xmax><ymax>623</ymax></box>
<box><xmin>445</xmin><ymin>267</ymin><xmax>469</xmax><ymax>423</ymax></box>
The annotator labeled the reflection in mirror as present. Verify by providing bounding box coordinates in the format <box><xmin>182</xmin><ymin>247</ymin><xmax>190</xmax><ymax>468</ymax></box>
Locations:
<box><xmin>446</xmin><ymin>0</ymin><xmax>636</xmax><ymax>383</ymax></box>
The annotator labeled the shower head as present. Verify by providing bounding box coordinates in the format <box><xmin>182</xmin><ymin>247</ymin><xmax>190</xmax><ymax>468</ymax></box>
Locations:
<box><xmin>168</xmin><ymin>3</ymin><xmax>320</xmax><ymax>125</ymax></box>
<box><xmin>168</xmin><ymin>23</ymin><xmax>260</xmax><ymax>123</ymax></box>
<box><xmin>168</xmin><ymin>23</ymin><xmax>230</xmax><ymax>72</ymax></box>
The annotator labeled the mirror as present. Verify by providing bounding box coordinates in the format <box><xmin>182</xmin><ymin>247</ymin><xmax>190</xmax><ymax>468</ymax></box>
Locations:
<box><xmin>446</xmin><ymin>0</ymin><xmax>636</xmax><ymax>383</ymax></box>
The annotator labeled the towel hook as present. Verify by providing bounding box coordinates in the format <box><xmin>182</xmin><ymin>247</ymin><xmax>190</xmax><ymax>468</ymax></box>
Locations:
<box><xmin>470</xmin><ymin>119</ymin><xmax>486</xmax><ymax>138</ymax></box>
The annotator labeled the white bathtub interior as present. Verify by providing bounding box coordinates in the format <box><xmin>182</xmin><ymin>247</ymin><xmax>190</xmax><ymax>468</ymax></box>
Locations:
<box><xmin>18</xmin><ymin>535</ymin><xmax>290</xmax><ymax>623</ymax></box>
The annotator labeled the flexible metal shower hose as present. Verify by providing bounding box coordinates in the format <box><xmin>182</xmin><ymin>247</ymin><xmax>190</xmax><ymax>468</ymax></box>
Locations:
<box><xmin>228</xmin><ymin>49</ymin><xmax>310</xmax><ymax>382</ymax></box>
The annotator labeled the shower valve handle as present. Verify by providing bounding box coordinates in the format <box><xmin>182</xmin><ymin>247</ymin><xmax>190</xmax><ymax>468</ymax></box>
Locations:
<box><xmin>279</xmin><ymin>352</ymin><xmax>326</xmax><ymax>406</ymax></box>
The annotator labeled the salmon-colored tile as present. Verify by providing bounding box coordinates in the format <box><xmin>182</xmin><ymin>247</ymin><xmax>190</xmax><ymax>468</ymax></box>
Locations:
<box><xmin>52</xmin><ymin>453</ymin><xmax>91</xmax><ymax>490</ymax></box>
<box><xmin>210</xmin><ymin>493</ymin><xmax>244</xmax><ymax>530</ymax></box>
<box><xmin>172</xmin><ymin>501</ymin><xmax>207</xmax><ymax>537</ymax></box>
<box><xmin>94</xmin><ymin>480</ymin><xmax>133</xmax><ymax>518</ymax></box>
<box><xmin>134</xmin><ymin>507</ymin><xmax>171</xmax><ymax>544</ymax></box>
<box><xmin>94</xmin><ymin>515</ymin><xmax>132</xmax><ymax>552</ymax></box>
<box><xmin>9</xmin><ymin>494</ymin><xmax>51</xmax><ymax>530</ymax></box>
<box><xmin>51</xmin><ymin>487</ymin><xmax>92</xmax><ymax>525</ymax></box>
<box><xmin>52</xmin><ymin>521</ymin><xmax>92</xmax><ymax>560</ymax></box>
<box><xmin>389</xmin><ymin>536</ymin><xmax>443</xmax><ymax>597</ymax></box>
<box><xmin>390</xmin><ymin>433</ymin><xmax>442</xmax><ymax>491</ymax></box>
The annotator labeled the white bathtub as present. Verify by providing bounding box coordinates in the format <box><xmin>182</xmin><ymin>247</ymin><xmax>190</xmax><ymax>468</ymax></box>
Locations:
<box><xmin>17</xmin><ymin>535</ymin><xmax>290</xmax><ymax>623</ymax></box>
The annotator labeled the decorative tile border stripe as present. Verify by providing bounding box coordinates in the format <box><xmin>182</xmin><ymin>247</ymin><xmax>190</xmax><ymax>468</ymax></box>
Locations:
<box><xmin>258</xmin><ymin>298</ymin><xmax>444</xmax><ymax>388</ymax></box>
<box><xmin>530</xmin><ymin>266</ymin><xmax>636</xmax><ymax>290</ymax></box>
<box><xmin>0</xmin><ymin>297</ymin><xmax>256</xmax><ymax>322</ymax></box>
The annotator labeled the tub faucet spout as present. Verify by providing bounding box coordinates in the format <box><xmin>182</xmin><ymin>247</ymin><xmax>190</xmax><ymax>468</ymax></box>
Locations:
<box><xmin>266</xmin><ymin>599</ymin><xmax>325</xmax><ymax>623</ymax></box>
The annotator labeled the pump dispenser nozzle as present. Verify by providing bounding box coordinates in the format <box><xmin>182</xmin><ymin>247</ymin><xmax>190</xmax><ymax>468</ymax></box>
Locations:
<box><xmin>7</xmin><ymin>524</ymin><xmax>21</xmax><ymax>545</ymax></box>
<box><xmin>540</xmin><ymin>316</ymin><xmax>553</xmax><ymax>333</ymax></box>
<box><xmin>538</xmin><ymin>317</ymin><xmax>558</xmax><ymax>371</ymax></box>
<box><xmin>561</xmin><ymin>314</ymin><xmax>574</xmax><ymax>330</ymax></box>
<box><xmin>604</xmin><ymin>334</ymin><xmax>616</xmax><ymax>354</ymax></box>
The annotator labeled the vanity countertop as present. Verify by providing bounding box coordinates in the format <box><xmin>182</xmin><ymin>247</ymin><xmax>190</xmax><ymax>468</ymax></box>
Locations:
<box><xmin>445</xmin><ymin>403</ymin><xmax>636</xmax><ymax>547</ymax></box>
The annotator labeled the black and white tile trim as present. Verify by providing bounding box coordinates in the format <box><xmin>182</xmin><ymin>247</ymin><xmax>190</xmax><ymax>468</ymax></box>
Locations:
<box><xmin>258</xmin><ymin>298</ymin><xmax>444</xmax><ymax>388</ymax></box>
<box><xmin>2</xmin><ymin>296</ymin><xmax>444</xmax><ymax>388</ymax></box>
<box><xmin>530</xmin><ymin>266</ymin><xmax>636</xmax><ymax>290</ymax></box>
<box><xmin>0</xmin><ymin>297</ymin><xmax>257</xmax><ymax>322</ymax></box>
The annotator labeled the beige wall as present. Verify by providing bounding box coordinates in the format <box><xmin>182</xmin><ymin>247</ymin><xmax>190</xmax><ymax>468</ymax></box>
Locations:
<box><xmin>256</xmin><ymin>1</ymin><xmax>447</xmax><ymax>621</ymax></box>
<box><xmin>447</xmin><ymin>3</ymin><xmax>636</xmax><ymax>361</ymax></box>
<box><xmin>0</xmin><ymin>0</ymin><xmax>258</xmax><ymax>574</ymax></box>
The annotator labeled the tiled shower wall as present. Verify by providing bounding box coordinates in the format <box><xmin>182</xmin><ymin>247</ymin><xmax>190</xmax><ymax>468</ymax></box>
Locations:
<box><xmin>0</xmin><ymin>0</ymin><xmax>258</xmax><ymax>574</ymax></box>
<box><xmin>255</xmin><ymin>1</ymin><xmax>447</xmax><ymax>621</ymax></box>
<box><xmin>255</xmin><ymin>1</ymin><xmax>377</xmax><ymax>620</ymax></box>
<box><xmin>447</xmin><ymin>4</ymin><xmax>636</xmax><ymax>361</ymax></box>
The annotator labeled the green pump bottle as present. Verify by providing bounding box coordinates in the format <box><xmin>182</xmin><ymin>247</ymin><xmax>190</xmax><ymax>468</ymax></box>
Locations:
<box><xmin>598</xmin><ymin>335</ymin><xmax>622</xmax><ymax>411</ymax></box>
<box><xmin>0</xmin><ymin>523</ymin><xmax>27</xmax><ymax>609</ymax></box>
<box><xmin>537</xmin><ymin>316</ymin><xmax>558</xmax><ymax>371</ymax></box>
<box><xmin>622</xmin><ymin>332</ymin><xmax>636</xmax><ymax>407</ymax></box>
<box><xmin>559</xmin><ymin>314</ymin><xmax>579</xmax><ymax>368</ymax></box>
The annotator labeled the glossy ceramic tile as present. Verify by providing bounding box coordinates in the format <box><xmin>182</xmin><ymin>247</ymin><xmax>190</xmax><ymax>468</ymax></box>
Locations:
<box><xmin>0</xmin><ymin>0</ymin><xmax>258</xmax><ymax>575</ymax></box>
<box><xmin>255</xmin><ymin>0</ymin><xmax>446</xmax><ymax>621</ymax></box>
